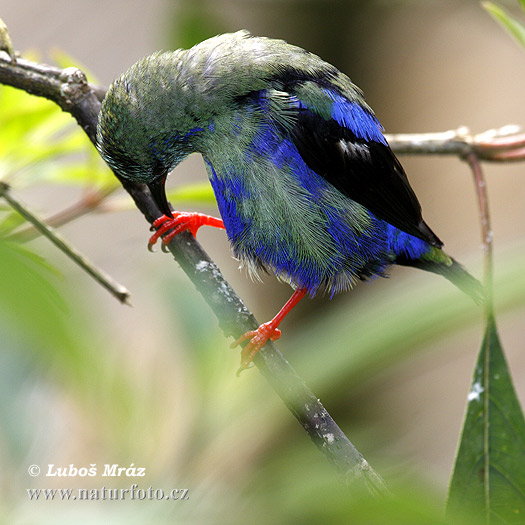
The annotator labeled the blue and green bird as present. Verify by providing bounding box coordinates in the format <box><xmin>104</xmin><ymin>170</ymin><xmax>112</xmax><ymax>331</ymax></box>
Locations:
<box><xmin>96</xmin><ymin>31</ymin><xmax>482</xmax><ymax>369</ymax></box>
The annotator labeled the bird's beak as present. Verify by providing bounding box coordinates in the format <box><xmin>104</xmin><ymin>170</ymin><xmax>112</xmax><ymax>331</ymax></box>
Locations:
<box><xmin>147</xmin><ymin>174</ymin><xmax>173</xmax><ymax>218</ymax></box>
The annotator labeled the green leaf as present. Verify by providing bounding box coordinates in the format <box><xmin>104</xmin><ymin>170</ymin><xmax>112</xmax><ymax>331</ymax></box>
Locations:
<box><xmin>170</xmin><ymin>0</ymin><xmax>224</xmax><ymax>49</ymax></box>
<box><xmin>447</xmin><ymin>316</ymin><xmax>525</xmax><ymax>523</ymax></box>
<box><xmin>167</xmin><ymin>181</ymin><xmax>216</xmax><ymax>204</ymax></box>
<box><xmin>483</xmin><ymin>2</ymin><xmax>525</xmax><ymax>49</ymax></box>
<box><xmin>0</xmin><ymin>209</ymin><xmax>25</xmax><ymax>235</ymax></box>
<box><xmin>0</xmin><ymin>239</ymin><xmax>67</xmax><ymax>350</ymax></box>
<box><xmin>0</xmin><ymin>83</ymin><xmax>114</xmax><ymax>191</ymax></box>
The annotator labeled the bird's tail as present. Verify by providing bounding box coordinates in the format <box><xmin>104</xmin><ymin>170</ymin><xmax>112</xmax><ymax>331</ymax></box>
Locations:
<box><xmin>396</xmin><ymin>248</ymin><xmax>485</xmax><ymax>304</ymax></box>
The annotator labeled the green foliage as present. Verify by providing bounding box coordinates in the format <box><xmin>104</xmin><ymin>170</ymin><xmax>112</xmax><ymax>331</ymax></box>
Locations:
<box><xmin>0</xmin><ymin>84</ymin><xmax>112</xmax><ymax>190</ymax></box>
<box><xmin>0</xmin><ymin>83</ymin><xmax>115</xmax><ymax>236</ymax></box>
<box><xmin>448</xmin><ymin>317</ymin><xmax>525</xmax><ymax>523</ymax></box>
<box><xmin>0</xmin><ymin>239</ymin><xmax>67</xmax><ymax>351</ymax></box>
<box><xmin>483</xmin><ymin>1</ymin><xmax>525</xmax><ymax>49</ymax></box>
<box><xmin>169</xmin><ymin>0</ymin><xmax>226</xmax><ymax>49</ymax></box>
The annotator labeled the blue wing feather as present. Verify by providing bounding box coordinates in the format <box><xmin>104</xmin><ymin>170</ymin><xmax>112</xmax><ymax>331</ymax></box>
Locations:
<box><xmin>322</xmin><ymin>89</ymin><xmax>388</xmax><ymax>146</ymax></box>
<box><xmin>288</xmin><ymin>87</ymin><xmax>442</xmax><ymax>248</ymax></box>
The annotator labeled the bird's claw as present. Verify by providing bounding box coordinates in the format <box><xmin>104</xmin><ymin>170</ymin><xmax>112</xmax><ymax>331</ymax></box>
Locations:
<box><xmin>148</xmin><ymin>213</ymin><xmax>188</xmax><ymax>250</ymax></box>
<box><xmin>148</xmin><ymin>215</ymin><xmax>176</xmax><ymax>251</ymax></box>
<box><xmin>148</xmin><ymin>212</ymin><xmax>225</xmax><ymax>251</ymax></box>
<box><xmin>231</xmin><ymin>323</ymin><xmax>282</xmax><ymax>375</ymax></box>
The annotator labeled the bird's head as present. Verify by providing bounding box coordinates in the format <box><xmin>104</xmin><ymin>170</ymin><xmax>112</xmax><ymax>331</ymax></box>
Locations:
<box><xmin>96</xmin><ymin>30</ymin><xmax>332</xmax><ymax>216</ymax></box>
<box><xmin>96</xmin><ymin>51</ymin><xmax>207</xmax><ymax>217</ymax></box>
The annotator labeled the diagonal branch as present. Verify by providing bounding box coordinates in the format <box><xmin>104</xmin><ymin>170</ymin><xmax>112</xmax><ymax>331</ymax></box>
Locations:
<box><xmin>10</xmin><ymin>186</ymin><xmax>118</xmax><ymax>243</ymax></box>
<box><xmin>0</xmin><ymin>52</ymin><xmax>388</xmax><ymax>491</ymax></box>
<box><xmin>0</xmin><ymin>181</ymin><xmax>131</xmax><ymax>304</ymax></box>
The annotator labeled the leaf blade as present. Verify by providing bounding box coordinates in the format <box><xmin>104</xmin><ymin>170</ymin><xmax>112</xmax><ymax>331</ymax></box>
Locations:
<box><xmin>483</xmin><ymin>1</ymin><xmax>525</xmax><ymax>49</ymax></box>
<box><xmin>447</xmin><ymin>316</ymin><xmax>525</xmax><ymax>523</ymax></box>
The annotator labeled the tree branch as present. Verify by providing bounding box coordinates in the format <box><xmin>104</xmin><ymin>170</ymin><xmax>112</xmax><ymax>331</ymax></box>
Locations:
<box><xmin>387</xmin><ymin>125</ymin><xmax>525</xmax><ymax>161</ymax></box>
<box><xmin>0</xmin><ymin>181</ymin><xmax>131</xmax><ymax>304</ymax></box>
<box><xmin>11</xmin><ymin>186</ymin><xmax>118</xmax><ymax>243</ymax></box>
<box><xmin>0</xmin><ymin>51</ymin><xmax>389</xmax><ymax>490</ymax></box>
<box><xmin>465</xmin><ymin>152</ymin><xmax>494</xmax><ymax>319</ymax></box>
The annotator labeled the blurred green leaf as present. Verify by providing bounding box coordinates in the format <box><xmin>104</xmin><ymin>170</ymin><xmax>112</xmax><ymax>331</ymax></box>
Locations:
<box><xmin>109</xmin><ymin>182</ymin><xmax>216</xmax><ymax>212</ymax></box>
<box><xmin>0</xmin><ymin>209</ymin><xmax>25</xmax><ymax>235</ymax></box>
<box><xmin>167</xmin><ymin>181</ymin><xmax>216</xmax><ymax>204</ymax></box>
<box><xmin>447</xmin><ymin>316</ymin><xmax>525</xmax><ymax>523</ymax></box>
<box><xmin>248</xmin><ymin>479</ymin><xmax>481</xmax><ymax>525</ymax></box>
<box><xmin>0</xmin><ymin>238</ymin><xmax>67</xmax><ymax>350</ymax></box>
<box><xmin>0</xmin><ymin>84</ymin><xmax>114</xmax><ymax>190</ymax></box>
<box><xmin>171</xmin><ymin>0</ymin><xmax>224</xmax><ymax>49</ymax></box>
<box><xmin>483</xmin><ymin>1</ymin><xmax>525</xmax><ymax>49</ymax></box>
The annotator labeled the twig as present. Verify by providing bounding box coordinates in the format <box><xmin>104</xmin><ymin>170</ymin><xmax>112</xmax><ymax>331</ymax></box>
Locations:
<box><xmin>387</xmin><ymin>125</ymin><xmax>525</xmax><ymax>162</ymax></box>
<box><xmin>0</xmin><ymin>46</ymin><xmax>389</xmax><ymax>491</ymax></box>
<box><xmin>0</xmin><ymin>181</ymin><xmax>131</xmax><ymax>305</ymax></box>
<box><xmin>464</xmin><ymin>152</ymin><xmax>494</xmax><ymax>319</ymax></box>
<box><xmin>10</xmin><ymin>186</ymin><xmax>118</xmax><ymax>242</ymax></box>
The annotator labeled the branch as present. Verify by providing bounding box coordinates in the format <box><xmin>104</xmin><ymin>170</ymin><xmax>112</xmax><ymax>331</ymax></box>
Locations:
<box><xmin>10</xmin><ymin>186</ymin><xmax>118</xmax><ymax>243</ymax></box>
<box><xmin>0</xmin><ymin>181</ymin><xmax>131</xmax><ymax>304</ymax></box>
<box><xmin>465</xmin><ymin>153</ymin><xmax>494</xmax><ymax>318</ymax></box>
<box><xmin>0</xmin><ymin>50</ymin><xmax>388</xmax><ymax>490</ymax></box>
<box><xmin>387</xmin><ymin>125</ymin><xmax>525</xmax><ymax>161</ymax></box>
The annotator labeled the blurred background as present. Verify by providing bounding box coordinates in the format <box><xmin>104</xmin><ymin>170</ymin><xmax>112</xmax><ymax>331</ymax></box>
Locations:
<box><xmin>1</xmin><ymin>0</ymin><xmax>524</xmax><ymax>522</ymax></box>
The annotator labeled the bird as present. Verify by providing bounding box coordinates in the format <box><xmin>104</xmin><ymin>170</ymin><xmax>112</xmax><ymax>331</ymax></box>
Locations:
<box><xmin>96</xmin><ymin>30</ymin><xmax>482</xmax><ymax>372</ymax></box>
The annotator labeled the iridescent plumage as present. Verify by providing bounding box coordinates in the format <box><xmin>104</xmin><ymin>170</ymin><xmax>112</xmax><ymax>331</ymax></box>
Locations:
<box><xmin>97</xmin><ymin>31</ymin><xmax>481</xmax><ymax>368</ymax></box>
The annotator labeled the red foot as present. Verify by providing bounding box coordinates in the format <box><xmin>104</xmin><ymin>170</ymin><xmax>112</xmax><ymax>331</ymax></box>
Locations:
<box><xmin>231</xmin><ymin>287</ymin><xmax>307</xmax><ymax>375</ymax></box>
<box><xmin>231</xmin><ymin>322</ymin><xmax>282</xmax><ymax>374</ymax></box>
<box><xmin>148</xmin><ymin>212</ymin><xmax>225</xmax><ymax>250</ymax></box>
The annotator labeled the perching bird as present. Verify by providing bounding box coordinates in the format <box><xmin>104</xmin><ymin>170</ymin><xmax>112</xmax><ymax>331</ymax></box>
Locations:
<box><xmin>96</xmin><ymin>31</ymin><xmax>482</xmax><ymax>370</ymax></box>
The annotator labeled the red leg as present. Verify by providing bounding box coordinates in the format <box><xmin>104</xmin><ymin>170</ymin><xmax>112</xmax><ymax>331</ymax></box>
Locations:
<box><xmin>232</xmin><ymin>287</ymin><xmax>307</xmax><ymax>374</ymax></box>
<box><xmin>148</xmin><ymin>212</ymin><xmax>225</xmax><ymax>250</ymax></box>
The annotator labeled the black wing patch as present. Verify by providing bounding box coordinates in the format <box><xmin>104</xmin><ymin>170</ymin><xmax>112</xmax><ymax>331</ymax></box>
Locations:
<box><xmin>290</xmin><ymin>109</ymin><xmax>443</xmax><ymax>248</ymax></box>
